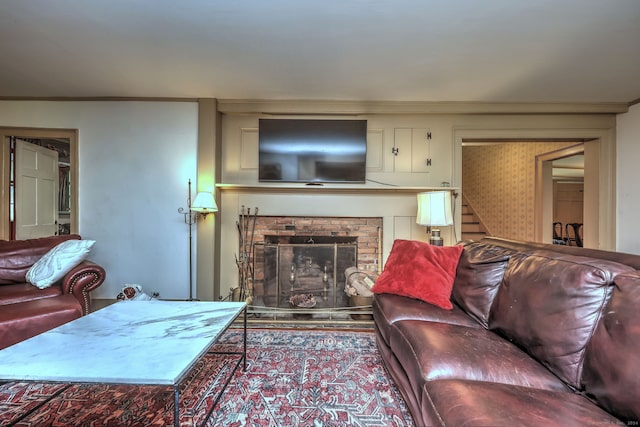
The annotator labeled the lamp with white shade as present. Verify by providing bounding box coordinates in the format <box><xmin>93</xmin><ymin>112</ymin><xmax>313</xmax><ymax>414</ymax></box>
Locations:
<box><xmin>191</xmin><ymin>191</ymin><xmax>218</xmax><ymax>217</ymax></box>
<box><xmin>416</xmin><ymin>191</ymin><xmax>454</xmax><ymax>246</ymax></box>
<box><xmin>178</xmin><ymin>179</ymin><xmax>218</xmax><ymax>300</ymax></box>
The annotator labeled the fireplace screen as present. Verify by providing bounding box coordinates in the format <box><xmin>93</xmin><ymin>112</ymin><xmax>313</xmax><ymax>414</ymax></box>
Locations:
<box><xmin>258</xmin><ymin>238</ymin><xmax>357</xmax><ymax>319</ymax></box>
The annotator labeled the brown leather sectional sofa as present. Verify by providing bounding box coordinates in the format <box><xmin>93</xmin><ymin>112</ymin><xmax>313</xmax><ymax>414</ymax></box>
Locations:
<box><xmin>374</xmin><ymin>237</ymin><xmax>640</xmax><ymax>426</ymax></box>
<box><xmin>0</xmin><ymin>235</ymin><xmax>106</xmax><ymax>350</ymax></box>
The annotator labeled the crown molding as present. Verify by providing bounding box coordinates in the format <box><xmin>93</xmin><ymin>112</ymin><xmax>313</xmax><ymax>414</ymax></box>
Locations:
<box><xmin>0</xmin><ymin>96</ymin><xmax>198</xmax><ymax>102</ymax></box>
<box><xmin>0</xmin><ymin>97</ymin><xmax>629</xmax><ymax>115</ymax></box>
<box><xmin>217</xmin><ymin>99</ymin><xmax>629</xmax><ymax>115</ymax></box>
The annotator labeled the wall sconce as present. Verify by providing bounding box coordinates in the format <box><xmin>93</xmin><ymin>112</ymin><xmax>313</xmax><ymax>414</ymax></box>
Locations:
<box><xmin>178</xmin><ymin>179</ymin><xmax>218</xmax><ymax>300</ymax></box>
<box><xmin>416</xmin><ymin>191</ymin><xmax>453</xmax><ymax>246</ymax></box>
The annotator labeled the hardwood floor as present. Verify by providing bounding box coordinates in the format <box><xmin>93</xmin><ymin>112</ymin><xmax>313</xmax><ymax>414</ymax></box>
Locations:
<box><xmin>90</xmin><ymin>299</ymin><xmax>117</xmax><ymax>312</ymax></box>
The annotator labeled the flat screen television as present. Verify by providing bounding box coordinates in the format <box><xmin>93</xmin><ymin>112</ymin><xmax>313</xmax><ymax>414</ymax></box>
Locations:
<box><xmin>258</xmin><ymin>119</ymin><xmax>367</xmax><ymax>184</ymax></box>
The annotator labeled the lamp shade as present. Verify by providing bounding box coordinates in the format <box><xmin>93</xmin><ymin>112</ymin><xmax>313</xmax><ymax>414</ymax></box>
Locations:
<box><xmin>191</xmin><ymin>191</ymin><xmax>218</xmax><ymax>214</ymax></box>
<box><xmin>416</xmin><ymin>191</ymin><xmax>453</xmax><ymax>226</ymax></box>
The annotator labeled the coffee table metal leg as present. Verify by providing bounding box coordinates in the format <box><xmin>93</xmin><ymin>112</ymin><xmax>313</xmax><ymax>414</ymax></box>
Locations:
<box><xmin>174</xmin><ymin>385</ymin><xmax>180</xmax><ymax>427</ymax></box>
<box><xmin>171</xmin><ymin>304</ymin><xmax>248</xmax><ymax>426</ymax></box>
<box><xmin>243</xmin><ymin>305</ymin><xmax>247</xmax><ymax>371</ymax></box>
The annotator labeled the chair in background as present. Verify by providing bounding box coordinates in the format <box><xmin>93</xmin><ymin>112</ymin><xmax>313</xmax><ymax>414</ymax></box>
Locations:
<box><xmin>553</xmin><ymin>222</ymin><xmax>564</xmax><ymax>244</ymax></box>
<box><xmin>565</xmin><ymin>223</ymin><xmax>583</xmax><ymax>247</ymax></box>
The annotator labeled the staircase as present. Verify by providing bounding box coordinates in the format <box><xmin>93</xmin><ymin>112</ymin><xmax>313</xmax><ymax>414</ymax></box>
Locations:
<box><xmin>461</xmin><ymin>196</ymin><xmax>489</xmax><ymax>241</ymax></box>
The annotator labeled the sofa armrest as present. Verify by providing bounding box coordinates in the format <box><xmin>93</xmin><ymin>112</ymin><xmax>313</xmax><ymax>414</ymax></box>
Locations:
<box><xmin>61</xmin><ymin>260</ymin><xmax>106</xmax><ymax>315</ymax></box>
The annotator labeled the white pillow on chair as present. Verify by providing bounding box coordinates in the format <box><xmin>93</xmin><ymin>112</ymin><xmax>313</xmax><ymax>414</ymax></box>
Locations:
<box><xmin>26</xmin><ymin>239</ymin><xmax>96</xmax><ymax>289</ymax></box>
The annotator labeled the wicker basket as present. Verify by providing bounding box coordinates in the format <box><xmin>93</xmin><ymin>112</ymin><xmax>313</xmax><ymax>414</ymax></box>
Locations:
<box><xmin>349</xmin><ymin>295</ymin><xmax>373</xmax><ymax>320</ymax></box>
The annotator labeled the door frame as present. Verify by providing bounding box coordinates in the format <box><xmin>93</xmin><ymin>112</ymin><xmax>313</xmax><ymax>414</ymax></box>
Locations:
<box><xmin>0</xmin><ymin>127</ymin><xmax>78</xmax><ymax>240</ymax></box>
<box><xmin>454</xmin><ymin>127</ymin><xmax>615</xmax><ymax>250</ymax></box>
<box><xmin>534</xmin><ymin>143</ymin><xmax>586</xmax><ymax>245</ymax></box>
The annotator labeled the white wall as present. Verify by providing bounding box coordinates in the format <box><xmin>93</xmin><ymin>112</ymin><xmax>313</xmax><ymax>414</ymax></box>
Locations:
<box><xmin>616</xmin><ymin>103</ymin><xmax>640</xmax><ymax>254</ymax></box>
<box><xmin>0</xmin><ymin>100</ymin><xmax>199</xmax><ymax>299</ymax></box>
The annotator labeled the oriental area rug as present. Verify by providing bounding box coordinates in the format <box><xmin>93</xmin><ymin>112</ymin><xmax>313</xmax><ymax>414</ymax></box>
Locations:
<box><xmin>0</xmin><ymin>328</ymin><xmax>414</xmax><ymax>427</ymax></box>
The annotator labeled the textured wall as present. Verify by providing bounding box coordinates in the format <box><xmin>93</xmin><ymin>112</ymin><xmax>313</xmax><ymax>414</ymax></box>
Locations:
<box><xmin>462</xmin><ymin>142</ymin><xmax>574</xmax><ymax>241</ymax></box>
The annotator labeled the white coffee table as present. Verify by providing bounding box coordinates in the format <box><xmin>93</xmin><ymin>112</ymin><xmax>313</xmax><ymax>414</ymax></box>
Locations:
<box><xmin>0</xmin><ymin>300</ymin><xmax>247</xmax><ymax>426</ymax></box>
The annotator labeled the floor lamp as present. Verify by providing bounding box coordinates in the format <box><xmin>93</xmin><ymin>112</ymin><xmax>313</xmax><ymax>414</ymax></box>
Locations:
<box><xmin>416</xmin><ymin>191</ymin><xmax>453</xmax><ymax>246</ymax></box>
<box><xmin>178</xmin><ymin>179</ymin><xmax>218</xmax><ymax>301</ymax></box>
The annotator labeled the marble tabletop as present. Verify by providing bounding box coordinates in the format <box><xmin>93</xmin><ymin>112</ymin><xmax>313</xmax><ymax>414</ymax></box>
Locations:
<box><xmin>0</xmin><ymin>300</ymin><xmax>246</xmax><ymax>385</ymax></box>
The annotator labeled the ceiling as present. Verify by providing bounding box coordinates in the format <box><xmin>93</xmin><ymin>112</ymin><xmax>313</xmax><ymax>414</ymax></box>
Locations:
<box><xmin>553</xmin><ymin>155</ymin><xmax>584</xmax><ymax>181</ymax></box>
<box><xmin>1</xmin><ymin>0</ymin><xmax>639</xmax><ymax>103</ymax></box>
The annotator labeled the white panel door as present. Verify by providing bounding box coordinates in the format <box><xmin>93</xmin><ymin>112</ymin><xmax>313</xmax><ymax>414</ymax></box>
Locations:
<box><xmin>411</xmin><ymin>128</ymin><xmax>431</xmax><ymax>173</ymax></box>
<box><xmin>393</xmin><ymin>128</ymin><xmax>412</xmax><ymax>172</ymax></box>
<box><xmin>15</xmin><ymin>140</ymin><xmax>59</xmax><ymax>239</ymax></box>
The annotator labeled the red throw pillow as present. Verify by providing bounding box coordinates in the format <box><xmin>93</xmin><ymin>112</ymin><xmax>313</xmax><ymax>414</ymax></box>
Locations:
<box><xmin>372</xmin><ymin>239</ymin><xmax>463</xmax><ymax>310</ymax></box>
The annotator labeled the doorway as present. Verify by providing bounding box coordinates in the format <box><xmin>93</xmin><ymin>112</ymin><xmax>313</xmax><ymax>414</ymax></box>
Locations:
<box><xmin>455</xmin><ymin>128</ymin><xmax>614</xmax><ymax>250</ymax></box>
<box><xmin>461</xmin><ymin>139</ymin><xmax>585</xmax><ymax>242</ymax></box>
<box><xmin>552</xmin><ymin>153</ymin><xmax>584</xmax><ymax>245</ymax></box>
<box><xmin>0</xmin><ymin>127</ymin><xmax>78</xmax><ymax>240</ymax></box>
<box><xmin>535</xmin><ymin>141</ymin><xmax>599</xmax><ymax>247</ymax></box>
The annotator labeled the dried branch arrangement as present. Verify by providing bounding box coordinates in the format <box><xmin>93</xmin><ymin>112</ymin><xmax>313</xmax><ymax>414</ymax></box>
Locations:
<box><xmin>235</xmin><ymin>205</ymin><xmax>258</xmax><ymax>302</ymax></box>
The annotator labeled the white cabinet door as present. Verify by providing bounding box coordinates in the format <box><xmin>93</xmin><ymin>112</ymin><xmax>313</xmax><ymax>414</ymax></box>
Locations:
<box><xmin>410</xmin><ymin>128</ymin><xmax>431</xmax><ymax>173</ymax></box>
<box><xmin>393</xmin><ymin>128</ymin><xmax>431</xmax><ymax>173</ymax></box>
<box><xmin>15</xmin><ymin>140</ymin><xmax>59</xmax><ymax>239</ymax></box>
<box><xmin>393</xmin><ymin>128</ymin><xmax>413</xmax><ymax>172</ymax></box>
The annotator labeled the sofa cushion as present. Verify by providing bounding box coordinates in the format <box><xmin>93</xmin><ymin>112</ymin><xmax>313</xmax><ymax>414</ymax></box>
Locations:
<box><xmin>423</xmin><ymin>380</ymin><xmax>623</xmax><ymax>427</ymax></box>
<box><xmin>582</xmin><ymin>273</ymin><xmax>640</xmax><ymax>422</ymax></box>
<box><xmin>0</xmin><ymin>235</ymin><xmax>80</xmax><ymax>285</ymax></box>
<box><xmin>390</xmin><ymin>319</ymin><xmax>568</xmax><ymax>402</ymax></box>
<box><xmin>26</xmin><ymin>239</ymin><xmax>95</xmax><ymax>289</ymax></box>
<box><xmin>372</xmin><ymin>239</ymin><xmax>463</xmax><ymax>310</ymax></box>
<box><xmin>488</xmin><ymin>250</ymin><xmax>634</xmax><ymax>389</ymax></box>
<box><xmin>452</xmin><ymin>241</ymin><xmax>515</xmax><ymax>327</ymax></box>
<box><xmin>0</xmin><ymin>295</ymin><xmax>82</xmax><ymax>350</ymax></box>
<box><xmin>373</xmin><ymin>327</ymin><xmax>422</xmax><ymax>422</ymax></box>
<box><xmin>0</xmin><ymin>283</ymin><xmax>62</xmax><ymax>305</ymax></box>
<box><xmin>373</xmin><ymin>293</ymin><xmax>481</xmax><ymax>347</ymax></box>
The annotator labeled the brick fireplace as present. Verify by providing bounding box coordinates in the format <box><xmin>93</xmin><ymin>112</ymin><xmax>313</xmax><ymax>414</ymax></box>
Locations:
<box><xmin>245</xmin><ymin>215</ymin><xmax>383</xmax><ymax>320</ymax></box>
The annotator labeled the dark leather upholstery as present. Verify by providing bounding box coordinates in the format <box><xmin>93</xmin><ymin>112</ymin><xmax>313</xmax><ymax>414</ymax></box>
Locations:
<box><xmin>451</xmin><ymin>241</ymin><xmax>515</xmax><ymax>327</ymax></box>
<box><xmin>0</xmin><ymin>282</ymin><xmax>62</xmax><ymax>304</ymax></box>
<box><xmin>0</xmin><ymin>295</ymin><xmax>82</xmax><ymax>349</ymax></box>
<box><xmin>423</xmin><ymin>380</ymin><xmax>622</xmax><ymax>427</ymax></box>
<box><xmin>489</xmin><ymin>250</ymin><xmax>633</xmax><ymax>388</ymax></box>
<box><xmin>374</xmin><ymin>238</ymin><xmax>640</xmax><ymax>427</ymax></box>
<box><xmin>0</xmin><ymin>235</ymin><xmax>106</xmax><ymax>350</ymax></box>
<box><xmin>582</xmin><ymin>272</ymin><xmax>640</xmax><ymax>422</ymax></box>
<box><xmin>0</xmin><ymin>234</ymin><xmax>79</xmax><ymax>284</ymax></box>
<box><xmin>373</xmin><ymin>292</ymin><xmax>480</xmax><ymax>347</ymax></box>
<box><xmin>390</xmin><ymin>320</ymin><xmax>568</xmax><ymax>401</ymax></box>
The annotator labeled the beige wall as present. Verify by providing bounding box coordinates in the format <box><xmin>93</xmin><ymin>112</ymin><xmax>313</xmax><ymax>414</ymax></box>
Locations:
<box><xmin>462</xmin><ymin>142</ymin><xmax>575</xmax><ymax>241</ymax></box>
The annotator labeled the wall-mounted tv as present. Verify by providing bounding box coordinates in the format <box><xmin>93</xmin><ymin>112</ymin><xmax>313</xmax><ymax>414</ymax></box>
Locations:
<box><xmin>258</xmin><ymin>119</ymin><xmax>367</xmax><ymax>184</ymax></box>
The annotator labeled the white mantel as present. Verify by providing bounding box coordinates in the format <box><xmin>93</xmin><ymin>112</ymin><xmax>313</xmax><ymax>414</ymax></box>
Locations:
<box><xmin>216</xmin><ymin>183</ymin><xmax>456</xmax><ymax>193</ymax></box>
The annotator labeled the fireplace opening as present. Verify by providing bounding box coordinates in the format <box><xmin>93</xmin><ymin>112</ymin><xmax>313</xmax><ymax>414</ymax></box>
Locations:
<box><xmin>239</xmin><ymin>215</ymin><xmax>383</xmax><ymax>322</ymax></box>
<box><xmin>253</xmin><ymin>236</ymin><xmax>356</xmax><ymax>320</ymax></box>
